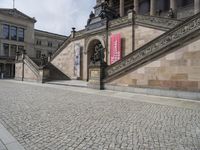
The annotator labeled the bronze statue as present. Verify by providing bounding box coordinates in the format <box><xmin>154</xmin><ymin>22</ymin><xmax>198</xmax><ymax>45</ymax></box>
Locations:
<box><xmin>90</xmin><ymin>43</ymin><xmax>104</xmax><ymax>64</ymax></box>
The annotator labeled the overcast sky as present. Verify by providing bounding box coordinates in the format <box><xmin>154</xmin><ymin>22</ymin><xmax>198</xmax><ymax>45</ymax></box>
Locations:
<box><xmin>0</xmin><ymin>0</ymin><xmax>96</xmax><ymax>36</ymax></box>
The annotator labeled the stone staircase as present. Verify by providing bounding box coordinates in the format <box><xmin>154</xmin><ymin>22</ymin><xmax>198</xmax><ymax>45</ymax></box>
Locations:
<box><xmin>104</xmin><ymin>12</ymin><xmax>200</xmax><ymax>82</ymax></box>
<box><xmin>24</xmin><ymin>55</ymin><xmax>40</xmax><ymax>78</ymax></box>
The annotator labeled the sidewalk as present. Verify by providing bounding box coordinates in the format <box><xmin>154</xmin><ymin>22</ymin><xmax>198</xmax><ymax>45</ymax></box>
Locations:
<box><xmin>0</xmin><ymin>122</ymin><xmax>25</xmax><ymax>150</ymax></box>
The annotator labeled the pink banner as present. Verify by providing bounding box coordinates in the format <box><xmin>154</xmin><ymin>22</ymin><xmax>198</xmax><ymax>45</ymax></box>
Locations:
<box><xmin>110</xmin><ymin>33</ymin><xmax>122</xmax><ymax>65</ymax></box>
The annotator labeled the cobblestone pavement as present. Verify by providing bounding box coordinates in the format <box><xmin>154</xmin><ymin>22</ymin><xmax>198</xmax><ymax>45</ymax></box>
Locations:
<box><xmin>0</xmin><ymin>80</ymin><xmax>200</xmax><ymax>150</ymax></box>
<box><xmin>0</xmin><ymin>139</ymin><xmax>6</xmax><ymax>150</ymax></box>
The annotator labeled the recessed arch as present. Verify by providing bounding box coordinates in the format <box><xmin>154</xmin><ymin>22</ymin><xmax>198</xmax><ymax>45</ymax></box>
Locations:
<box><xmin>85</xmin><ymin>36</ymin><xmax>105</xmax><ymax>81</ymax></box>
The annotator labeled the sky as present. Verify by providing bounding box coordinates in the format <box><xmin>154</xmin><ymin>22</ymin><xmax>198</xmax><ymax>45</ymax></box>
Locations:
<box><xmin>0</xmin><ymin>0</ymin><xmax>96</xmax><ymax>36</ymax></box>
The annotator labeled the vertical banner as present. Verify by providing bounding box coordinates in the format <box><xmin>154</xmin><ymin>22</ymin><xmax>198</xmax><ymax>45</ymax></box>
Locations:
<box><xmin>74</xmin><ymin>44</ymin><xmax>81</xmax><ymax>78</ymax></box>
<box><xmin>110</xmin><ymin>33</ymin><xmax>122</xmax><ymax>65</ymax></box>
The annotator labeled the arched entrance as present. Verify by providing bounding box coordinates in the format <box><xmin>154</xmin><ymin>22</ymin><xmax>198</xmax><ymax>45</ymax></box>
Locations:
<box><xmin>86</xmin><ymin>38</ymin><xmax>105</xmax><ymax>81</ymax></box>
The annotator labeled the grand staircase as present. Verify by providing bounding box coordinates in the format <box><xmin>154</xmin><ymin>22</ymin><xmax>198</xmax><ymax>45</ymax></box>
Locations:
<box><xmin>104</xmin><ymin>12</ymin><xmax>200</xmax><ymax>82</ymax></box>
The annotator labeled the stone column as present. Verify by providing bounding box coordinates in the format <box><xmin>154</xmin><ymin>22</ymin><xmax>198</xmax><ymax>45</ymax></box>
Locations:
<box><xmin>194</xmin><ymin>0</ymin><xmax>200</xmax><ymax>14</ymax></box>
<box><xmin>170</xmin><ymin>0</ymin><xmax>177</xmax><ymax>17</ymax></box>
<box><xmin>134</xmin><ymin>0</ymin><xmax>139</xmax><ymax>14</ymax></box>
<box><xmin>150</xmin><ymin>0</ymin><xmax>156</xmax><ymax>16</ymax></box>
<box><xmin>120</xmin><ymin>0</ymin><xmax>125</xmax><ymax>17</ymax></box>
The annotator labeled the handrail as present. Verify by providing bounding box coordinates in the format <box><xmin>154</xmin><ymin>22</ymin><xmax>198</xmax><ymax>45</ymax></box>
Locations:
<box><xmin>104</xmin><ymin>12</ymin><xmax>200</xmax><ymax>82</ymax></box>
<box><xmin>24</xmin><ymin>55</ymin><xmax>40</xmax><ymax>76</ymax></box>
<box><xmin>25</xmin><ymin>55</ymin><xmax>39</xmax><ymax>70</ymax></box>
<box><xmin>51</xmin><ymin>37</ymin><xmax>72</xmax><ymax>60</ymax></box>
<box><xmin>109</xmin><ymin>14</ymin><xmax>182</xmax><ymax>30</ymax></box>
<box><xmin>135</xmin><ymin>15</ymin><xmax>182</xmax><ymax>30</ymax></box>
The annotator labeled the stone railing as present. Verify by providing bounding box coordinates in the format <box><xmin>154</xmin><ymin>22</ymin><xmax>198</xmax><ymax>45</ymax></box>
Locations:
<box><xmin>104</xmin><ymin>12</ymin><xmax>200</xmax><ymax>82</ymax></box>
<box><xmin>16</xmin><ymin>55</ymin><xmax>50</xmax><ymax>82</ymax></box>
<box><xmin>24</xmin><ymin>55</ymin><xmax>40</xmax><ymax>77</ymax></box>
<box><xmin>109</xmin><ymin>16</ymin><xmax>130</xmax><ymax>27</ymax></box>
<box><xmin>177</xmin><ymin>4</ymin><xmax>194</xmax><ymax>19</ymax></box>
<box><xmin>109</xmin><ymin>13</ymin><xmax>182</xmax><ymax>30</ymax></box>
<box><xmin>75</xmin><ymin>29</ymin><xmax>86</xmax><ymax>37</ymax></box>
<box><xmin>135</xmin><ymin>15</ymin><xmax>182</xmax><ymax>30</ymax></box>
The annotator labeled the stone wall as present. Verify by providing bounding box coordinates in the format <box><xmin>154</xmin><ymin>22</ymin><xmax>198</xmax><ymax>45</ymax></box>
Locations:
<box><xmin>15</xmin><ymin>63</ymin><xmax>23</xmax><ymax>80</ymax></box>
<box><xmin>51</xmin><ymin>39</ymin><xmax>86</xmax><ymax>80</ymax></box>
<box><xmin>24</xmin><ymin>64</ymin><xmax>38</xmax><ymax>81</ymax></box>
<box><xmin>107</xmin><ymin>25</ymin><xmax>164</xmax><ymax>65</ymax></box>
<box><xmin>108</xmin><ymin>37</ymin><xmax>200</xmax><ymax>92</ymax></box>
<box><xmin>50</xmin><ymin>25</ymin><xmax>164</xmax><ymax>80</ymax></box>
<box><xmin>15</xmin><ymin>61</ymin><xmax>38</xmax><ymax>81</ymax></box>
<box><xmin>135</xmin><ymin>25</ymin><xmax>164</xmax><ymax>50</ymax></box>
<box><xmin>109</xmin><ymin>26</ymin><xmax>132</xmax><ymax>63</ymax></box>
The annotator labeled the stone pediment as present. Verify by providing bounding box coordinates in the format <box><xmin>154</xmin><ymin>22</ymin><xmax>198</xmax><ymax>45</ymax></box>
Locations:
<box><xmin>0</xmin><ymin>8</ymin><xmax>36</xmax><ymax>23</ymax></box>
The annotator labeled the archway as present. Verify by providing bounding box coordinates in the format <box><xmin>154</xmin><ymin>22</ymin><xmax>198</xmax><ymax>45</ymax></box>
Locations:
<box><xmin>86</xmin><ymin>39</ymin><xmax>105</xmax><ymax>81</ymax></box>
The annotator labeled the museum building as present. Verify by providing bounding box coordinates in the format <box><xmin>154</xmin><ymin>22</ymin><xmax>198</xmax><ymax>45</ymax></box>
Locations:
<box><xmin>15</xmin><ymin>0</ymin><xmax>200</xmax><ymax>99</ymax></box>
<box><xmin>0</xmin><ymin>8</ymin><xmax>67</xmax><ymax>78</ymax></box>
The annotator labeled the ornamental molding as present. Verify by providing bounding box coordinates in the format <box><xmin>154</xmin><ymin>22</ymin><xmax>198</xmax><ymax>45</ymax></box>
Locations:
<box><xmin>135</xmin><ymin>15</ymin><xmax>182</xmax><ymax>30</ymax></box>
<box><xmin>109</xmin><ymin>14</ymin><xmax>182</xmax><ymax>30</ymax></box>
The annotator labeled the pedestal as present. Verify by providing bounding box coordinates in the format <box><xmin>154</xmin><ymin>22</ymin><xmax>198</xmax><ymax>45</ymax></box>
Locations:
<box><xmin>88</xmin><ymin>63</ymin><xmax>106</xmax><ymax>90</ymax></box>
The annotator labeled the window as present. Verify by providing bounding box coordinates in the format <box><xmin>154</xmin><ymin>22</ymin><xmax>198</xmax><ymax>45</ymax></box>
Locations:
<box><xmin>3</xmin><ymin>24</ymin><xmax>10</xmax><ymax>39</ymax></box>
<box><xmin>18</xmin><ymin>28</ymin><xmax>24</xmax><ymax>42</ymax></box>
<box><xmin>3</xmin><ymin>43</ymin><xmax>9</xmax><ymax>57</ymax></box>
<box><xmin>36</xmin><ymin>40</ymin><xmax>42</xmax><ymax>45</ymax></box>
<box><xmin>11</xmin><ymin>26</ymin><xmax>17</xmax><ymax>41</ymax></box>
<box><xmin>10</xmin><ymin>45</ymin><xmax>17</xmax><ymax>56</ymax></box>
<box><xmin>36</xmin><ymin>50</ymin><xmax>41</xmax><ymax>58</ymax></box>
<box><xmin>48</xmin><ymin>41</ymin><xmax>53</xmax><ymax>47</ymax></box>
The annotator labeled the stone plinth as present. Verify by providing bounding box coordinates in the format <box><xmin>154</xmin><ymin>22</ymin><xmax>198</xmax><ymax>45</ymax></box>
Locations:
<box><xmin>88</xmin><ymin>62</ymin><xmax>106</xmax><ymax>90</ymax></box>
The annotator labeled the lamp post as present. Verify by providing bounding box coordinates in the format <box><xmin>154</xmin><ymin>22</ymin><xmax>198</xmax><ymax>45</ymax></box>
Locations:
<box><xmin>22</xmin><ymin>49</ymin><xmax>26</xmax><ymax>81</ymax></box>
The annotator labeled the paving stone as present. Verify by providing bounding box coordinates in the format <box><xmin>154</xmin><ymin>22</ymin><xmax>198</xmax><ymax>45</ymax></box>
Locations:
<box><xmin>0</xmin><ymin>80</ymin><xmax>200</xmax><ymax>150</ymax></box>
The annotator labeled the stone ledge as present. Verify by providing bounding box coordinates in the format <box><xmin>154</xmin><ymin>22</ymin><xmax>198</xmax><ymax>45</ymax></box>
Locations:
<box><xmin>104</xmin><ymin>84</ymin><xmax>200</xmax><ymax>101</ymax></box>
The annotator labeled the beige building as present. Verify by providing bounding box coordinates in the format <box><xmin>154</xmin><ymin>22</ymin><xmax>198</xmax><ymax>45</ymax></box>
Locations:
<box><xmin>15</xmin><ymin>0</ymin><xmax>200</xmax><ymax>99</ymax></box>
<box><xmin>0</xmin><ymin>8</ymin><xmax>67</xmax><ymax>78</ymax></box>
<box><xmin>34</xmin><ymin>29</ymin><xmax>67</xmax><ymax>59</ymax></box>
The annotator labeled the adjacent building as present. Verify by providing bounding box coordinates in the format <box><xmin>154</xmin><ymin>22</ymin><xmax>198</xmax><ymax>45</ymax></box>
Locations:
<box><xmin>0</xmin><ymin>8</ymin><xmax>67</xmax><ymax>78</ymax></box>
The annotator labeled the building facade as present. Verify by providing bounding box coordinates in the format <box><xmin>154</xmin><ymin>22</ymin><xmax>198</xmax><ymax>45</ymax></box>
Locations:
<box><xmin>15</xmin><ymin>0</ymin><xmax>200</xmax><ymax>99</ymax></box>
<box><xmin>0</xmin><ymin>8</ymin><xmax>67</xmax><ymax>78</ymax></box>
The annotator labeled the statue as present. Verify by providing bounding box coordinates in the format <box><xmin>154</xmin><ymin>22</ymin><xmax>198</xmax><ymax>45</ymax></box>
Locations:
<box><xmin>87</xmin><ymin>11</ymin><xmax>95</xmax><ymax>25</ymax></box>
<box><xmin>90</xmin><ymin>43</ymin><xmax>104</xmax><ymax>65</ymax></box>
<box><xmin>41</xmin><ymin>54</ymin><xmax>47</xmax><ymax>66</ymax></box>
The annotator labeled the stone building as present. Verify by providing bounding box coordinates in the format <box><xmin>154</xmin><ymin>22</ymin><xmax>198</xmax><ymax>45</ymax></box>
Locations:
<box><xmin>0</xmin><ymin>8</ymin><xmax>67</xmax><ymax>78</ymax></box>
<box><xmin>15</xmin><ymin>0</ymin><xmax>200</xmax><ymax>99</ymax></box>
<box><xmin>34</xmin><ymin>29</ymin><xmax>67</xmax><ymax>59</ymax></box>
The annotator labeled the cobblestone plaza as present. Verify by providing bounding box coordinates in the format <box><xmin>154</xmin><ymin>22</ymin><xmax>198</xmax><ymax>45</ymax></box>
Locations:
<box><xmin>0</xmin><ymin>80</ymin><xmax>200</xmax><ymax>150</ymax></box>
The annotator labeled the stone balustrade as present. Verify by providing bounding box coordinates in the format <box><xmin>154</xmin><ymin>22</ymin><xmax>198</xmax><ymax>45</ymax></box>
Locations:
<box><xmin>105</xmin><ymin>12</ymin><xmax>200</xmax><ymax>81</ymax></box>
